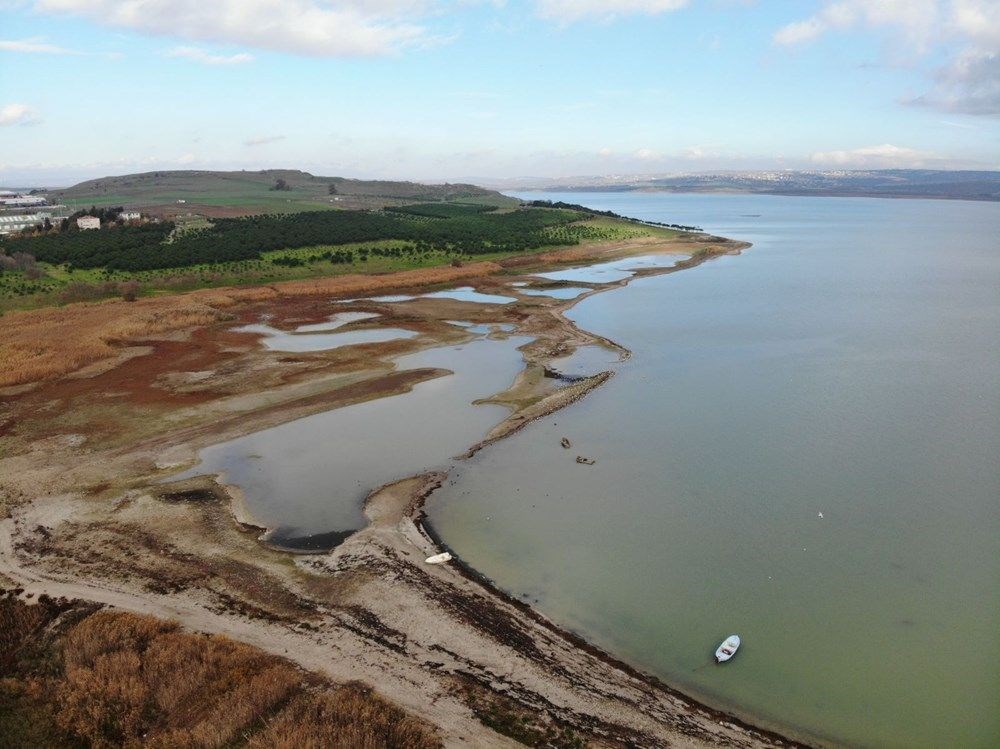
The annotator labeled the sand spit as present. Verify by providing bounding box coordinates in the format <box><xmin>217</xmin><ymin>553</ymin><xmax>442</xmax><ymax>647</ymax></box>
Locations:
<box><xmin>0</xmin><ymin>232</ymin><xmax>807</xmax><ymax>747</ymax></box>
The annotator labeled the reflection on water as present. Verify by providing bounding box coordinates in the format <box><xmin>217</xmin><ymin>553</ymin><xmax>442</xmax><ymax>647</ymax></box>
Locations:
<box><xmin>534</xmin><ymin>254</ymin><xmax>686</xmax><ymax>283</ymax></box>
<box><xmin>236</xmin><ymin>322</ymin><xmax>418</xmax><ymax>352</ymax></box>
<box><xmin>338</xmin><ymin>294</ymin><xmax>415</xmax><ymax>303</ymax></box>
<box><xmin>428</xmin><ymin>193</ymin><xmax>1000</xmax><ymax>749</ymax></box>
<box><xmin>420</xmin><ymin>286</ymin><xmax>518</xmax><ymax>304</ymax></box>
<box><xmin>173</xmin><ymin>336</ymin><xmax>531</xmax><ymax>548</ymax></box>
<box><xmin>293</xmin><ymin>311</ymin><xmax>380</xmax><ymax>333</ymax></box>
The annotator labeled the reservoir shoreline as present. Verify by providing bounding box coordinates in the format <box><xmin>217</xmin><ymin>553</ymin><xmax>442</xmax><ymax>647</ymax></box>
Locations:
<box><xmin>0</xmin><ymin>228</ymin><xmax>821</xmax><ymax>747</ymax></box>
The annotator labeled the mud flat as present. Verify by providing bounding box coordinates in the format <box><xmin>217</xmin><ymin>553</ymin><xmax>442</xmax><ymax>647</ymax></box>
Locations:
<box><xmin>0</xmin><ymin>231</ymin><xmax>802</xmax><ymax>747</ymax></box>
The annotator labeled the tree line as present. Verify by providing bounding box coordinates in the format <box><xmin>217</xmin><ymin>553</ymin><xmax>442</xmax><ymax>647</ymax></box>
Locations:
<box><xmin>524</xmin><ymin>200</ymin><xmax>702</xmax><ymax>231</ymax></box>
<box><xmin>0</xmin><ymin>206</ymin><xmax>584</xmax><ymax>272</ymax></box>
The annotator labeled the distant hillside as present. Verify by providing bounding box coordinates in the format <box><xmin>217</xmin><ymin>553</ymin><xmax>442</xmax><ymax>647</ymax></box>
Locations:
<box><xmin>517</xmin><ymin>170</ymin><xmax>1000</xmax><ymax>202</ymax></box>
<box><xmin>51</xmin><ymin>169</ymin><xmax>515</xmax><ymax>217</ymax></box>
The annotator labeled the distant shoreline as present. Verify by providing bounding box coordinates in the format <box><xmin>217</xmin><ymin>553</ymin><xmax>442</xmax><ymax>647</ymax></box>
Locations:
<box><xmin>515</xmin><ymin>186</ymin><xmax>1000</xmax><ymax>202</ymax></box>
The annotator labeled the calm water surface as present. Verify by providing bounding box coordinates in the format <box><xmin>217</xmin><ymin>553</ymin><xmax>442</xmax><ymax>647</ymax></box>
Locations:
<box><xmin>237</xmin><ymin>321</ymin><xmax>418</xmax><ymax>352</ymax></box>
<box><xmin>176</xmin><ymin>335</ymin><xmax>529</xmax><ymax>548</ymax></box>
<box><xmin>427</xmin><ymin>193</ymin><xmax>1000</xmax><ymax>748</ymax></box>
<box><xmin>421</xmin><ymin>286</ymin><xmax>518</xmax><ymax>304</ymax></box>
<box><xmin>518</xmin><ymin>286</ymin><xmax>592</xmax><ymax>299</ymax></box>
<box><xmin>534</xmin><ymin>253</ymin><xmax>686</xmax><ymax>283</ymax></box>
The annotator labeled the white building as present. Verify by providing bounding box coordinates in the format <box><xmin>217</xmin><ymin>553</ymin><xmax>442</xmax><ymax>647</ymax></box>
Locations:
<box><xmin>77</xmin><ymin>216</ymin><xmax>101</xmax><ymax>230</ymax></box>
<box><xmin>0</xmin><ymin>214</ymin><xmax>45</xmax><ymax>235</ymax></box>
<box><xmin>0</xmin><ymin>195</ymin><xmax>47</xmax><ymax>208</ymax></box>
<box><xmin>119</xmin><ymin>210</ymin><xmax>141</xmax><ymax>221</ymax></box>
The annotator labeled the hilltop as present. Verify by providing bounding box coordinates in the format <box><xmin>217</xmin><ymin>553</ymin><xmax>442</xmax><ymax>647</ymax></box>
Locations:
<box><xmin>50</xmin><ymin>169</ymin><xmax>515</xmax><ymax>217</ymax></box>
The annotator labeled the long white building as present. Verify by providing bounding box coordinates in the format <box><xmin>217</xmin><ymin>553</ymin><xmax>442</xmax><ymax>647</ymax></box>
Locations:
<box><xmin>0</xmin><ymin>195</ymin><xmax>48</xmax><ymax>208</ymax></box>
<box><xmin>0</xmin><ymin>212</ymin><xmax>60</xmax><ymax>235</ymax></box>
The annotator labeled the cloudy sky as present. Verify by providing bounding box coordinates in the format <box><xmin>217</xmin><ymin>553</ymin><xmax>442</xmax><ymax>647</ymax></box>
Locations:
<box><xmin>1</xmin><ymin>0</ymin><xmax>998</xmax><ymax>184</ymax></box>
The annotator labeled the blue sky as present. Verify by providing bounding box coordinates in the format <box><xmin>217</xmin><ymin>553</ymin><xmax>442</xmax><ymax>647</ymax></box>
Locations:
<box><xmin>1</xmin><ymin>0</ymin><xmax>998</xmax><ymax>184</ymax></box>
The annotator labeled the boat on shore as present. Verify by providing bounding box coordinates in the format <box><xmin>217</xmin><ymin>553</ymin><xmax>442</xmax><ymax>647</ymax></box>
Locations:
<box><xmin>425</xmin><ymin>552</ymin><xmax>453</xmax><ymax>565</ymax></box>
<box><xmin>715</xmin><ymin>635</ymin><xmax>741</xmax><ymax>663</ymax></box>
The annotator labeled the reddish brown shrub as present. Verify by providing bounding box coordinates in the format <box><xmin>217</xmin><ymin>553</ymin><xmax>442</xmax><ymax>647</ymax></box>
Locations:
<box><xmin>45</xmin><ymin>610</ymin><xmax>439</xmax><ymax>748</ymax></box>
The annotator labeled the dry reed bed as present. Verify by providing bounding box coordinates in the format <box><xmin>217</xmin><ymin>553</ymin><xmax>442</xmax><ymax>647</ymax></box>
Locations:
<box><xmin>0</xmin><ymin>262</ymin><xmax>499</xmax><ymax>388</ymax></box>
<box><xmin>1</xmin><ymin>597</ymin><xmax>440</xmax><ymax>748</ymax></box>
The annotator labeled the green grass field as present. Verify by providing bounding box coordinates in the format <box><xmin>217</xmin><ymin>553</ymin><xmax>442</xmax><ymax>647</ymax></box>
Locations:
<box><xmin>52</xmin><ymin>169</ymin><xmax>519</xmax><ymax>214</ymax></box>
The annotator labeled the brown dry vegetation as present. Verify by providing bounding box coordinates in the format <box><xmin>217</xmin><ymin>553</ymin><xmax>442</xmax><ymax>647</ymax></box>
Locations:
<box><xmin>0</xmin><ymin>262</ymin><xmax>499</xmax><ymax>388</ymax></box>
<box><xmin>0</xmin><ymin>596</ymin><xmax>441</xmax><ymax>749</ymax></box>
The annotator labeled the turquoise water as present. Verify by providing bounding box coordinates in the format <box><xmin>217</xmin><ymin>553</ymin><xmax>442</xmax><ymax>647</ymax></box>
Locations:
<box><xmin>427</xmin><ymin>193</ymin><xmax>1000</xmax><ymax>748</ymax></box>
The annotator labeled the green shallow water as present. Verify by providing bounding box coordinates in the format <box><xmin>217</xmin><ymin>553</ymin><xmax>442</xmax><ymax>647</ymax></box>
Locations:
<box><xmin>427</xmin><ymin>193</ymin><xmax>1000</xmax><ymax>748</ymax></box>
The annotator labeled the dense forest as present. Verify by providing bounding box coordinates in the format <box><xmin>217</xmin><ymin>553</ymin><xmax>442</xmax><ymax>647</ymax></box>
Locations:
<box><xmin>1</xmin><ymin>204</ymin><xmax>584</xmax><ymax>272</ymax></box>
<box><xmin>384</xmin><ymin>202</ymin><xmax>496</xmax><ymax>218</ymax></box>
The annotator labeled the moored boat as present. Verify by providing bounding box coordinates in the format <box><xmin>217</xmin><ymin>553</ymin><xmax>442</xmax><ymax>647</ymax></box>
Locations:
<box><xmin>715</xmin><ymin>635</ymin><xmax>741</xmax><ymax>663</ymax></box>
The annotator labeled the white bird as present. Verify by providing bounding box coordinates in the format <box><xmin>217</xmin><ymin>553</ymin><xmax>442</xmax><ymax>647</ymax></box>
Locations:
<box><xmin>818</xmin><ymin>511</ymin><xmax>824</xmax><ymax>518</ymax></box>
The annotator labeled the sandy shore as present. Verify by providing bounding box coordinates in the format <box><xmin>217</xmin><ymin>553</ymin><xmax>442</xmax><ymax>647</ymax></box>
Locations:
<box><xmin>0</xmin><ymin>231</ymin><xmax>813</xmax><ymax>747</ymax></box>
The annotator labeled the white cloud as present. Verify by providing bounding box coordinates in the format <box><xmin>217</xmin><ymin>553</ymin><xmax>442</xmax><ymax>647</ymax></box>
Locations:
<box><xmin>29</xmin><ymin>0</ymin><xmax>431</xmax><ymax>57</ymax></box>
<box><xmin>909</xmin><ymin>49</ymin><xmax>1000</xmax><ymax>115</ymax></box>
<box><xmin>948</xmin><ymin>0</ymin><xmax>1000</xmax><ymax>46</ymax></box>
<box><xmin>772</xmin><ymin>19</ymin><xmax>825</xmax><ymax>46</ymax></box>
<box><xmin>167</xmin><ymin>46</ymin><xmax>254</xmax><ymax>65</ymax></box>
<box><xmin>774</xmin><ymin>1</ymin><xmax>1000</xmax><ymax>116</ymax></box>
<box><xmin>0</xmin><ymin>37</ymin><xmax>78</xmax><ymax>54</ymax></box>
<box><xmin>634</xmin><ymin>147</ymin><xmax>664</xmax><ymax>160</ymax></box>
<box><xmin>536</xmin><ymin>0</ymin><xmax>689</xmax><ymax>23</ymax></box>
<box><xmin>245</xmin><ymin>135</ymin><xmax>287</xmax><ymax>147</ymax></box>
<box><xmin>0</xmin><ymin>103</ymin><xmax>41</xmax><ymax>126</ymax></box>
<box><xmin>773</xmin><ymin>0</ymin><xmax>941</xmax><ymax>50</ymax></box>
<box><xmin>810</xmin><ymin>143</ymin><xmax>934</xmax><ymax>168</ymax></box>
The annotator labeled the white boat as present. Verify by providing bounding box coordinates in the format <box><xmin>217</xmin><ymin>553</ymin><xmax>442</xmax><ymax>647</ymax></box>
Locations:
<box><xmin>715</xmin><ymin>635</ymin><xmax>741</xmax><ymax>663</ymax></box>
<box><xmin>424</xmin><ymin>552</ymin><xmax>452</xmax><ymax>565</ymax></box>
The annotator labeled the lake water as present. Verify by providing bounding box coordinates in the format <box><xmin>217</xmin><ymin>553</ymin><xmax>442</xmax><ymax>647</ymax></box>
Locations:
<box><xmin>427</xmin><ymin>193</ymin><xmax>1000</xmax><ymax>747</ymax></box>
<box><xmin>518</xmin><ymin>286</ymin><xmax>592</xmax><ymax>300</ymax></box>
<box><xmin>175</xmin><ymin>335</ymin><xmax>529</xmax><ymax>549</ymax></box>
<box><xmin>236</xmin><ymin>319</ymin><xmax>418</xmax><ymax>352</ymax></box>
<box><xmin>533</xmin><ymin>254</ymin><xmax>687</xmax><ymax>283</ymax></box>
<box><xmin>420</xmin><ymin>286</ymin><xmax>518</xmax><ymax>304</ymax></box>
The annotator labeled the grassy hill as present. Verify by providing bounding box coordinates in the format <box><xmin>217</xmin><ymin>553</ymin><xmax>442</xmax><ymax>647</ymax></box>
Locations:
<box><xmin>51</xmin><ymin>169</ymin><xmax>517</xmax><ymax>217</ymax></box>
